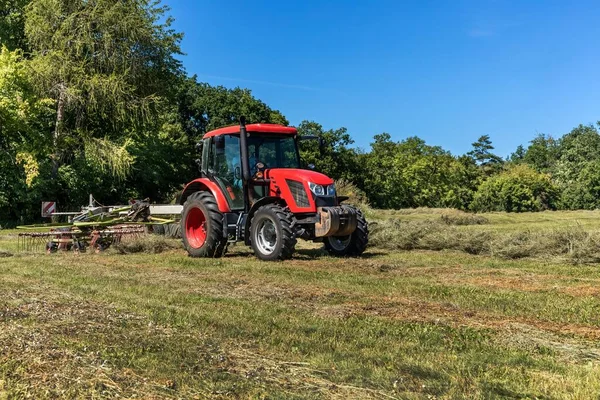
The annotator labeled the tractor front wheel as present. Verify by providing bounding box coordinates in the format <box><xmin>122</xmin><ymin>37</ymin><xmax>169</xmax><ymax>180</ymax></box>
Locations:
<box><xmin>324</xmin><ymin>206</ymin><xmax>368</xmax><ymax>257</ymax></box>
<box><xmin>181</xmin><ymin>191</ymin><xmax>227</xmax><ymax>258</ymax></box>
<box><xmin>250</xmin><ymin>204</ymin><xmax>297</xmax><ymax>261</ymax></box>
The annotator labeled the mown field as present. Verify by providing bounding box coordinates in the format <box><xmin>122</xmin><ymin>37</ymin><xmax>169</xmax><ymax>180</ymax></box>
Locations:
<box><xmin>2</xmin><ymin>209</ymin><xmax>600</xmax><ymax>399</ymax></box>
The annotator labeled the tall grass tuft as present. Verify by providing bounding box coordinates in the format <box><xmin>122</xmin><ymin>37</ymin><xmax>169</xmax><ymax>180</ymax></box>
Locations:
<box><xmin>335</xmin><ymin>179</ymin><xmax>373</xmax><ymax>218</ymax></box>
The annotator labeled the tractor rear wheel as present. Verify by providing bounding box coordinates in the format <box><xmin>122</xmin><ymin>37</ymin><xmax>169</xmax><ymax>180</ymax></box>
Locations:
<box><xmin>324</xmin><ymin>206</ymin><xmax>368</xmax><ymax>257</ymax></box>
<box><xmin>181</xmin><ymin>191</ymin><xmax>227</xmax><ymax>258</ymax></box>
<box><xmin>250</xmin><ymin>204</ymin><xmax>297</xmax><ymax>261</ymax></box>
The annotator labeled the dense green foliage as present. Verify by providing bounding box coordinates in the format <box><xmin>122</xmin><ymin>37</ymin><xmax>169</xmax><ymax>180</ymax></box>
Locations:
<box><xmin>362</xmin><ymin>134</ymin><xmax>480</xmax><ymax>209</ymax></box>
<box><xmin>471</xmin><ymin>165</ymin><xmax>559</xmax><ymax>212</ymax></box>
<box><xmin>1</xmin><ymin>0</ymin><xmax>600</xmax><ymax>225</ymax></box>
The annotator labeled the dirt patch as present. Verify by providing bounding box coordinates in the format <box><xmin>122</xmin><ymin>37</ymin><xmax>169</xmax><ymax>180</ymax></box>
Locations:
<box><xmin>92</xmin><ymin>256</ymin><xmax>600</xmax><ymax>343</ymax></box>
<box><xmin>169</xmin><ymin>269</ymin><xmax>600</xmax><ymax>343</ymax></box>
<box><xmin>314</xmin><ymin>295</ymin><xmax>600</xmax><ymax>341</ymax></box>
<box><xmin>442</xmin><ymin>273</ymin><xmax>551</xmax><ymax>293</ymax></box>
<box><xmin>561</xmin><ymin>284</ymin><xmax>600</xmax><ymax>297</ymax></box>
<box><xmin>438</xmin><ymin>270</ymin><xmax>600</xmax><ymax>298</ymax></box>
<box><xmin>501</xmin><ymin>323</ymin><xmax>600</xmax><ymax>363</ymax></box>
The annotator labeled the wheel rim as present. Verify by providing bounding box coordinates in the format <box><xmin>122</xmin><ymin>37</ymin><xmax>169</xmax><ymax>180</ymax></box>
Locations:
<box><xmin>255</xmin><ymin>217</ymin><xmax>277</xmax><ymax>255</ymax></box>
<box><xmin>186</xmin><ymin>206</ymin><xmax>207</xmax><ymax>248</ymax></box>
<box><xmin>328</xmin><ymin>235</ymin><xmax>351</xmax><ymax>252</ymax></box>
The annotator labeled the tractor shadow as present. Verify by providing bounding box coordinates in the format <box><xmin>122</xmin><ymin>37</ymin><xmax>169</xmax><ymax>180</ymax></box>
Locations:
<box><xmin>224</xmin><ymin>246</ymin><xmax>387</xmax><ymax>260</ymax></box>
<box><xmin>294</xmin><ymin>248</ymin><xmax>387</xmax><ymax>260</ymax></box>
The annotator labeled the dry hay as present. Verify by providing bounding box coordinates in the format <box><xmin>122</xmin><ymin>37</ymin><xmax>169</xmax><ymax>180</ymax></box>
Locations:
<box><xmin>370</xmin><ymin>219</ymin><xmax>600</xmax><ymax>263</ymax></box>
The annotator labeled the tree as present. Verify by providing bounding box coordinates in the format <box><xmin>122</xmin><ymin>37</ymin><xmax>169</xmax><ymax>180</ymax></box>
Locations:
<box><xmin>296</xmin><ymin>120</ymin><xmax>360</xmax><ymax>182</ymax></box>
<box><xmin>471</xmin><ymin>165</ymin><xmax>559</xmax><ymax>212</ymax></box>
<box><xmin>509</xmin><ymin>145</ymin><xmax>525</xmax><ymax>163</ymax></box>
<box><xmin>24</xmin><ymin>0</ymin><xmax>184</xmax><ymax>179</ymax></box>
<box><xmin>559</xmin><ymin>160</ymin><xmax>600</xmax><ymax>210</ymax></box>
<box><xmin>363</xmin><ymin>135</ymin><xmax>479</xmax><ymax>209</ymax></box>
<box><xmin>0</xmin><ymin>0</ymin><xmax>29</xmax><ymax>51</ymax></box>
<box><xmin>177</xmin><ymin>77</ymin><xmax>288</xmax><ymax>140</ymax></box>
<box><xmin>467</xmin><ymin>135</ymin><xmax>503</xmax><ymax>175</ymax></box>
<box><xmin>553</xmin><ymin>124</ymin><xmax>600</xmax><ymax>209</ymax></box>
<box><xmin>362</xmin><ymin>133</ymin><xmax>403</xmax><ymax>208</ymax></box>
<box><xmin>522</xmin><ymin>134</ymin><xmax>559</xmax><ymax>172</ymax></box>
<box><xmin>0</xmin><ymin>46</ymin><xmax>53</xmax><ymax>224</ymax></box>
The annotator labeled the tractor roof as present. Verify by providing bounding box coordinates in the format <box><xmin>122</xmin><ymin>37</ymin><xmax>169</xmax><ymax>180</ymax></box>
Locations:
<box><xmin>203</xmin><ymin>124</ymin><xmax>297</xmax><ymax>139</ymax></box>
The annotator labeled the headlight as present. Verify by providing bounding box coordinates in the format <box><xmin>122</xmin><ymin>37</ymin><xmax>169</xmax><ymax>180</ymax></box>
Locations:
<box><xmin>327</xmin><ymin>184</ymin><xmax>336</xmax><ymax>197</ymax></box>
<box><xmin>308</xmin><ymin>182</ymin><xmax>325</xmax><ymax>196</ymax></box>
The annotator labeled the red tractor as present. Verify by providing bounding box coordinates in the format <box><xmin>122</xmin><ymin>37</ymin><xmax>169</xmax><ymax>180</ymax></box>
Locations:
<box><xmin>179</xmin><ymin>118</ymin><xmax>368</xmax><ymax>261</ymax></box>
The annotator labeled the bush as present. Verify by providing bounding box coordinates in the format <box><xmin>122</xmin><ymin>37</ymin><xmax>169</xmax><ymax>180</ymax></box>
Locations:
<box><xmin>471</xmin><ymin>165</ymin><xmax>559</xmax><ymax>212</ymax></box>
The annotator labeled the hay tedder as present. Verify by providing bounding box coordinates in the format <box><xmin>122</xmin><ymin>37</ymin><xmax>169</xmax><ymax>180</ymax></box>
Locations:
<box><xmin>18</xmin><ymin>199</ymin><xmax>181</xmax><ymax>253</ymax></box>
<box><xmin>18</xmin><ymin>118</ymin><xmax>369</xmax><ymax>260</ymax></box>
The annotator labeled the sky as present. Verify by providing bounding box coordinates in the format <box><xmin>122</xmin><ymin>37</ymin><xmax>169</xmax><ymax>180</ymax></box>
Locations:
<box><xmin>164</xmin><ymin>0</ymin><xmax>600</xmax><ymax>157</ymax></box>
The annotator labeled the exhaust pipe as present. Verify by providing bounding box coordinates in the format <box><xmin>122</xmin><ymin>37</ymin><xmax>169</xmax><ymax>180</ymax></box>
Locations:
<box><xmin>239</xmin><ymin>116</ymin><xmax>252</xmax><ymax>211</ymax></box>
<box><xmin>239</xmin><ymin>116</ymin><xmax>251</xmax><ymax>183</ymax></box>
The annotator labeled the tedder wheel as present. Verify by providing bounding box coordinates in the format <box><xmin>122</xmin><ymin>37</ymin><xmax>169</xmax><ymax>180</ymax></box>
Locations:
<box><xmin>181</xmin><ymin>191</ymin><xmax>227</xmax><ymax>258</ymax></box>
<box><xmin>250</xmin><ymin>204</ymin><xmax>297</xmax><ymax>261</ymax></box>
<box><xmin>324</xmin><ymin>206</ymin><xmax>369</xmax><ymax>257</ymax></box>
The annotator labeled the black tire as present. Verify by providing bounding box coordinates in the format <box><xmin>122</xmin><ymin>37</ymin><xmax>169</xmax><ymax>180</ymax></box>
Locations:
<box><xmin>73</xmin><ymin>241</ymin><xmax>86</xmax><ymax>253</ymax></box>
<box><xmin>324</xmin><ymin>206</ymin><xmax>368</xmax><ymax>257</ymax></box>
<box><xmin>45</xmin><ymin>242</ymin><xmax>57</xmax><ymax>254</ymax></box>
<box><xmin>181</xmin><ymin>192</ymin><xmax>227</xmax><ymax>258</ymax></box>
<box><xmin>250</xmin><ymin>204</ymin><xmax>297</xmax><ymax>261</ymax></box>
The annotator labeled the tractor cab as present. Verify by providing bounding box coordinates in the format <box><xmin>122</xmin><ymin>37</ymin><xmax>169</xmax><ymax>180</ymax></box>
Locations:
<box><xmin>200</xmin><ymin>126</ymin><xmax>301</xmax><ymax>210</ymax></box>
<box><xmin>180</xmin><ymin>118</ymin><xmax>368</xmax><ymax>261</ymax></box>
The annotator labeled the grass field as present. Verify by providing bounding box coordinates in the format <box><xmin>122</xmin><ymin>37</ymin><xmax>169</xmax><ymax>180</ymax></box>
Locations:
<box><xmin>2</xmin><ymin>209</ymin><xmax>600</xmax><ymax>398</ymax></box>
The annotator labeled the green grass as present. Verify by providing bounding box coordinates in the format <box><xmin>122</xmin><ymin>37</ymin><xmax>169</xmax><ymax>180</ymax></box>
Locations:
<box><xmin>382</xmin><ymin>208</ymin><xmax>600</xmax><ymax>231</ymax></box>
<box><xmin>2</xmin><ymin>210</ymin><xmax>600</xmax><ymax>398</ymax></box>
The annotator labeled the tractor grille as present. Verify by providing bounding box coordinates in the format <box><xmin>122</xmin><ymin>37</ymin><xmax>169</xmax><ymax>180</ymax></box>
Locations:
<box><xmin>286</xmin><ymin>179</ymin><xmax>310</xmax><ymax>208</ymax></box>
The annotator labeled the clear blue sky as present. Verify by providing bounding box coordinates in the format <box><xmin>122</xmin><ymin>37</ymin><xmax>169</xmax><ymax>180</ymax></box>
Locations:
<box><xmin>164</xmin><ymin>0</ymin><xmax>600</xmax><ymax>157</ymax></box>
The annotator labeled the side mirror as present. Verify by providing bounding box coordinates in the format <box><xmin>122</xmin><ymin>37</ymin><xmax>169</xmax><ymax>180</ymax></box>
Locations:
<box><xmin>195</xmin><ymin>141</ymin><xmax>203</xmax><ymax>153</ymax></box>
<box><xmin>307</xmin><ymin>163</ymin><xmax>316</xmax><ymax>170</ymax></box>
<box><xmin>234</xmin><ymin>166</ymin><xmax>241</xmax><ymax>180</ymax></box>
<box><xmin>298</xmin><ymin>135</ymin><xmax>325</xmax><ymax>153</ymax></box>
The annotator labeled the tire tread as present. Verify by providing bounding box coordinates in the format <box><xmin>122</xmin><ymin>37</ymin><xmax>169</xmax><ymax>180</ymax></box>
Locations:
<box><xmin>250</xmin><ymin>203</ymin><xmax>297</xmax><ymax>261</ymax></box>
<box><xmin>181</xmin><ymin>191</ymin><xmax>227</xmax><ymax>258</ymax></box>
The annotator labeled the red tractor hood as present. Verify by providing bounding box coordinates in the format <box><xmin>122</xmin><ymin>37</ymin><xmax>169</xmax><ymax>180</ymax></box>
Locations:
<box><xmin>265</xmin><ymin>168</ymin><xmax>334</xmax><ymax>185</ymax></box>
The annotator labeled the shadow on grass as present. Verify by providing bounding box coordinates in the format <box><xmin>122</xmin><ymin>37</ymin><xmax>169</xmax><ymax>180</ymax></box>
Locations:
<box><xmin>486</xmin><ymin>383</ymin><xmax>552</xmax><ymax>400</ymax></box>
<box><xmin>224</xmin><ymin>247</ymin><xmax>387</xmax><ymax>260</ymax></box>
<box><xmin>295</xmin><ymin>248</ymin><xmax>387</xmax><ymax>259</ymax></box>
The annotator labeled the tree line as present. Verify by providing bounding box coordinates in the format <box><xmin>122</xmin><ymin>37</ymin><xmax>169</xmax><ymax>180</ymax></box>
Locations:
<box><xmin>0</xmin><ymin>0</ymin><xmax>598</xmax><ymax>225</ymax></box>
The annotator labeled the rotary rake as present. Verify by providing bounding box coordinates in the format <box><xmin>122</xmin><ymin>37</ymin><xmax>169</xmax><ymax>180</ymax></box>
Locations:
<box><xmin>17</xmin><ymin>198</ymin><xmax>181</xmax><ymax>253</ymax></box>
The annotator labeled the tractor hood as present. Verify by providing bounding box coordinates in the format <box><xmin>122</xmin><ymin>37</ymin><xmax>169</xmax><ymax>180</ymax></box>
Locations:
<box><xmin>264</xmin><ymin>168</ymin><xmax>334</xmax><ymax>186</ymax></box>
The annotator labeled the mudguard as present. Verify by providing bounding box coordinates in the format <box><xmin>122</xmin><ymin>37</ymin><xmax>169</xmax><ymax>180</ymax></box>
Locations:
<box><xmin>180</xmin><ymin>178</ymin><xmax>231</xmax><ymax>213</ymax></box>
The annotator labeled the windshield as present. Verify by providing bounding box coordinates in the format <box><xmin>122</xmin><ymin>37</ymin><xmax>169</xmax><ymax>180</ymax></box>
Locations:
<box><xmin>247</xmin><ymin>135</ymin><xmax>300</xmax><ymax>169</ymax></box>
